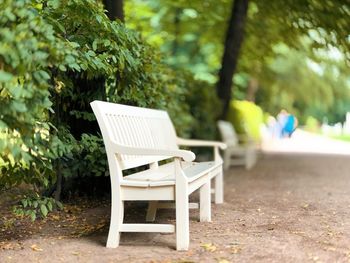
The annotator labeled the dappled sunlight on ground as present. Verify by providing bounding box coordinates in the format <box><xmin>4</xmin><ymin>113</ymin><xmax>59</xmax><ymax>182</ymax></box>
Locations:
<box><xmin>262</xmin><ymin>129</ymin><xmax>350</xmax><ymax>155</ymax></box>
<box><xmin>2</xmin><ymin>152</ymin><xmax>350</xmax><ymax>262</ymax></box>
<box><xmin>2</xmin><ymin>130</ymin><xmax>350</xmax><ymax>262</ymax></box>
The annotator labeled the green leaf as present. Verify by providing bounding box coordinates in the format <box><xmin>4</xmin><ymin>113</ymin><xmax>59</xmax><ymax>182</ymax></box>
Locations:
<box><xmin>11</xmin><ymin>101</ymin><xmax>27</xmax><ymax>112</ymax></box>
<box><xmin>21</xmin><ymin>199</ymin><xmax>28</xmax><ymax>208</ymax></box>
<box><xmin>30</xmin><ymin>211</ymin><xmax>36</xmax><ymax>221</ymax></box>
<box><xmin>40</xmin><ymin>204</ymin><xmax>48</xmax><ymax>217</ymax></box>
<box><xmin>56</xmin><ymin>201</ymin><xmax>63</xmax><ymax>209</ymax></box>
<box><xmin>0</xmin><ymin>70</ymin><xmax>13</xmax><ymax>82</ymax></box>
<box><xmin>47</xmin><ymin>201</ymin><xmax>53</xmax><ymax>212</ymax></box>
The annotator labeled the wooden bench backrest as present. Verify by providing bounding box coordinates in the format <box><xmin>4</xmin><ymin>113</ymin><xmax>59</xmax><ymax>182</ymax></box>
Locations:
<box><xmin>91</xmin><ymin>101</ymin><xmax>178</xmax><ymax>170</ymax></box>
<box><xmin>217</xmin><ymin>120</ymin><xmax>239</xmax><ymax>147</ymax></box>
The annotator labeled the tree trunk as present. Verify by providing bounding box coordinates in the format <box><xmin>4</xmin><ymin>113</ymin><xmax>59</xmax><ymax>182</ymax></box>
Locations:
<box><xmin>216</xmin><ymin>0</ymin><xmax>249</xmax><ymax>118</ymax></box>
<box><xmin>54</xmin><ymin>160</ymin><xmax>62</xmax><ymax>201</ymax></box>
<box><xmin>53</xmin><ymin>90</ymin><xmax>63</xmax><ymax>201</ymax></box>
<box><xmin>246</xmin><ymin>78</ymin><xmax>258</xmax><ymax>102</ymax></box>
<box><xmin>172</xmin><ymin>8</ymin><xmax>182</xmax><ymax>57</ymax></box>
<box><xmin>103</xmin><ymin>0</ymin><xmax>124</xmax><ymax>22</ymax></box>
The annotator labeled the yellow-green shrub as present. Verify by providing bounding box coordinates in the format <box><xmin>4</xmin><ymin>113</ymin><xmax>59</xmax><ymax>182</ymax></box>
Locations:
<box><xmin>305</xmin><ymin>116</ymin><xmax>320</xmax><ymax>133</ymax></box>
<box><xmin>226</xmin><ymin>100</ymin><xmax>264</xmax><ymax>141</ymax></box>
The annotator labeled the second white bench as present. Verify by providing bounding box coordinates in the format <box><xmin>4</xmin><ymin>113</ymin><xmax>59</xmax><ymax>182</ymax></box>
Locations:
<box><xmin>217</xmin><ymin>120</ymin><xmax>257</xmax><ymax>170</ymax></box>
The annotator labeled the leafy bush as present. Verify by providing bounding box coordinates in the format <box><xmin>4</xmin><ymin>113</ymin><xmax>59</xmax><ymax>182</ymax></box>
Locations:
<box><xmin>0</xmin><ymin>0</ymin><xmax>221</xmax><ymax>219</ymax></box>
<box><xmin>304</xmin><ymin>116</ymin><xmax>320</xmax><ymax>133</ymax></box>
<box><xmin>183</xmin><ymin>72</ymin><xmax>221</xmax><ymax>140</ymax></box>
<box><xmin>0</xmin><ymin>0</ymin><xmax>78</xmax><ymax>190</ymax></box>
<box><xmin>13</xmin><ymin>195</ymin><xmax>63</xmax><ymax>221</ymax></box>
<box><xmin>227</xmin><ymin>100</ymin><xmax>264</xmax><ymax>141</ymax></box>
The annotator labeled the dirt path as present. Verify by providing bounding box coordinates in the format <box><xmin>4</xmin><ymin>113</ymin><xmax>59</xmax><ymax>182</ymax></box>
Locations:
<box><xmin>2</xmin><ymin>137</ymin><xmax>350</xmax><ymax>262</ymax></box>
<box><xmin>262</xmin><ymin>129</ymin><xmax>350</xmax><ymax>155</ymax></box>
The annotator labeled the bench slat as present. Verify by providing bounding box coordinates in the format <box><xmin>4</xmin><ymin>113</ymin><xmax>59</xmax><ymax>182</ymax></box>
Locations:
<box><xmin>123</xmin><ymin>161</ymin><xmax>221</xmax><ymax>187</ymax></box>
<box><xmin>120</xmin><ymin>224</ymin><xmax>175</xmax><ymax>233</ymax></box>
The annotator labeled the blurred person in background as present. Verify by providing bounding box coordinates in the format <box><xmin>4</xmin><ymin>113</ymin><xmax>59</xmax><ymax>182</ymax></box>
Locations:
<box><xmin>282</xmin><ymin>113</ymin><xmax>298</xmax><ymax>138</ymax></box>
<box><xmin>277</xmin><ymin>109</ymin><xmax>288</xmax><ymax>138</ymax></box>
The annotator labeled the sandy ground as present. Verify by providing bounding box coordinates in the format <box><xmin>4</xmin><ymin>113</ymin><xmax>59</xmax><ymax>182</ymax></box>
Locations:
<box><xmin>2</xmin><ymin>133</ymin><xmax>350</xmax><ymax>262</ymax></box>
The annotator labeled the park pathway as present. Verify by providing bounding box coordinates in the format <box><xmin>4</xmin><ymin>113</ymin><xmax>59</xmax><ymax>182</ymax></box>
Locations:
<box><xmin>1</xmin><ymin>130</ymin><xmax>350</xmax><ymax>262</ymax></box>
<box><xmin>262</xmin><ymin>129</ymin><xmax>350</xmax><ymax>155</ymax></box>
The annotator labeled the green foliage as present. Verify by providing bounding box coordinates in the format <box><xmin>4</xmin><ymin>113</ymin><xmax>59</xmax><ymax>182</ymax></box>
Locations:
<box><xmin>0</xmin><ymin>0</ymin><xmax>220</xmax><ymax>215</ymax></box>
<box><xmin>227</xmin><ymin>100</ymin><xmax>264</xmax><ymax>141</ymax></box>
<box><xmin>3</xmin><ymin>0</ymin><xmax>348</xmax><ymax>220</ymax></box>
<box><xmin>183</xmin><ymin>73</ymin><xmax>221</xmax><ymax>140</ymax></box>
<box><xmin>125</xmin><ymin>0</ymin><xmax>350</xmax><ymax>125</ymax></box>
<box><xmin>13</xmin><ymin>195</ymin><xmax>62</xmax><ymax>221</ymax></box>
<box><xmin>59</xmin><ymin>133</ymin><xmax>108</xmax><ymax>179</ymax></box>
<box><xmin>255</xmin><ymin>46</ymin><xmax>350</xmax><ymax>124</ymax></box>
<box><xmin>330</xmin><ymin>135</ymin><xmax>350</xmax><ymax>142</ymax></box>
<box><xmin>125</xmin><ymin>0</ymin><xmax>227</xmax><ymax>83</ymax></box>
<box><xmin>304</xmin><ymin>116</ymin><xmax>320</xmax><ymax>133</ymax></box>
<box><xmin>0</xmin><ymin>0</ymin><xmax>76</xmax><ymax>190</ymax></box>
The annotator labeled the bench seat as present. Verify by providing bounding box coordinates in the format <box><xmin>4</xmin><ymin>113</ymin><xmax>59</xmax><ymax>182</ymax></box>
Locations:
<box><xmin>122</xmin><ymin>161</ymin><xmax>222</xmax><ymax>187</ymax></box>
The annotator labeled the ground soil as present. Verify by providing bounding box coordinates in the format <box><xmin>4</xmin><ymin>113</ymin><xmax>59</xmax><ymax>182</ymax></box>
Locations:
<box><xmin>1</xmin><ymin>152</ymin><xmax>350</xmax><ymax>262</ymax></box>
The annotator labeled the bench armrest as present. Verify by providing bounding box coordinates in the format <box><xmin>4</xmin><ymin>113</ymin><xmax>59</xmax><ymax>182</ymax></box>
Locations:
<box><xmin>111</xmin><ymin>142</ymin><xmax>196</xmax><ymax>162</ymax></box>
<box><xmin>176</xmin><ymin>137</ymin><xmax>227</xmax><ymax>150</ymax></box>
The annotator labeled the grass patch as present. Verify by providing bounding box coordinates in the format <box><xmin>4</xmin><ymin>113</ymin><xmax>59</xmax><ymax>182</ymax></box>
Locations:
<box><xmin>330</xmin><ymin>135</ymin><xmax>350</xmax><ymax>142</ymax></box>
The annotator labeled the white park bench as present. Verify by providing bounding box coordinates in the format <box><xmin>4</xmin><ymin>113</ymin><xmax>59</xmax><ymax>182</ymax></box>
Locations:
<box><xmin>91</xmin><ymin>101</ymin><xmax>226</xmax><ymax>251</ymax></box>
<box><xmin>217</xmin><ymin>120</ymin><xmax>257</xmax><ymax>170</ymax></box>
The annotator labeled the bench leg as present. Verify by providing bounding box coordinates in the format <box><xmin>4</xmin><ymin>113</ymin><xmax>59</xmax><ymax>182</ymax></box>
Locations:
<box><xmin>245</xmin><ymin>152</ymin><xmax>250</xmax><ymax>170</ymax></box>
<box><xmin>146</xmin><ymin>201</ymin><xmax>158</xmax><ymax>222</ymax></box>
<box><xmin>200</xmin><ymin>180</ymin><xmax>211</xmax><ymax>222</ymax></box>
<box><xmin>223</xmin><ymin>151</ymin><xmax>230</xmax><ymax>171</ymax></box>
<box><xmin>106</xmin><ymin>198</ymin><xmax>124</xmax><ymax>248</ymax></box>
<box><xmin>176</xmin><ymin>178</ymin><xmax>189</xmax><ymax>250</ymax></box>
<box><xmin>245</xmin><ymin>148</ymin><xmax>256</xmax><ymax>170</ymax></box>
<box><xmin>215</xmin><ymin>168</ymin><xmax>224</xmax><ymax>204</ymax></box>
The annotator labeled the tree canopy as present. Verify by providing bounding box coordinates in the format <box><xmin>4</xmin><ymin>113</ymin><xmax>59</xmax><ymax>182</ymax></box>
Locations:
<box><xmin>125</xmin><ymin>0</ymin><xmax>350</xmax><ymax>119</ymax></box>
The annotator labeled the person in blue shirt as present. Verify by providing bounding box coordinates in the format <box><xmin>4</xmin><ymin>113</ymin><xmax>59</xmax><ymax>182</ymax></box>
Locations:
<box><xmin>282</xmin><ymin>113</ymin><xmax>298</xmax><ymax>137</ymax></box>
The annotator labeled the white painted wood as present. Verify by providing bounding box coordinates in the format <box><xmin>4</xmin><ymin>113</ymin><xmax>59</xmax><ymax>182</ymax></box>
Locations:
<box><xmin>120</xmin><ymin>224</ymin><xmax>174</xmax><ymax>233</ymax></box>
<box><xmin>150</xmin><ymin>202</ymin><xmax>199</xmax><ymax>209</ymax></box>
<box><xmin>213</xmin><ymin>146</ymin><xmax>224</xmax><ymax>203</ymax></box>
<box><xmin>177</xmin><ymin>140</ymin><xmax>225</xmax><ymax>203</ymax></box>
<box><xmin>177</xmin><ymin>138</ymin><xmax>227</xmax><ymax>149</ymax></box>
<box><xmin>146</xmin><ymin>201</ymin><xmax>158</xmax><ymax>222</ymax></box>
<box><xmin>121</xmin><ymin>185</ymin><xmax>175</xmax><ymax>201</ymax></box>
<box><xmin>123</xmin><ymin>161</ymin><xmax>221</xmax><ymax>185</ymax></box>
<box><xmin>188</xmin><ymin>172</ymin><xmax>212</xmax><ymax>195</ymax></box>
<box><xmin>106</xmin><ymin>197</ymin><xmax>123</xmax><ymax>248</ymax></box>
<box><xmin>175</xmin><ymin>159</ymin><xmax>190</xmax><ymax>251</ymax></box>
<box><xmin>146</xmin><ymin>162</ymin><xmax>159</xmax><ymax>222</ymax></box>
<box><xmin>215</xmin><ymin>168</ymin><xmax>224</xmax><ymax>204</ymax></box>
<box><xmin>217</xmin><ymin>120</ymin><xmax>257</xmax><ymax>170</ymax></box>
<box><xmin>200</xmin><ymin>180</ymin><xmax>211</xmax><ymax>222</ymax></box>
<box><xmin>90</xmin><ymin>100</ymin><xmax>226</xmax><ymax>251</ymax></box>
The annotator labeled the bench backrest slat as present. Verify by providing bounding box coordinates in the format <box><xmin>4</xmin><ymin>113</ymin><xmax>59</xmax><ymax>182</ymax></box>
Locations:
<box><xmin>217</xmin><ymin>120</ymin><xmax>239</xmax><ymax>147</ymax></box>
<box><xmin>91</xmin><ymin>101</ymin><xmax>178</xmax><ymax>170</ymax></box>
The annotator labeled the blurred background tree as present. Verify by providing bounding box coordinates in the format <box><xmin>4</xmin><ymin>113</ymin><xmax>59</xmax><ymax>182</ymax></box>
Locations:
<box><xmin>125</xmin><ymin>0</ymin><xmax>350</xmax><ymax>121</ymax></box>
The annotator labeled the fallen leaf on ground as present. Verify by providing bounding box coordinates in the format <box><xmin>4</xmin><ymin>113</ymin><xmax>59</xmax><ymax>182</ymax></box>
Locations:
<box><xmin>302</xmin><ymin>203</ymin><xmax>309</xmax><ymax>209</ymax></box>
<box><xmin>201</xmin><ymin>243</ymin><xmax>217</xmax><ymax>252</ymax></box>
<box><xmin>231</xmin><ymin>245</ymin><xmax>242</xmax><ymax>254</ymax></box>
<box><xmin>30</xmin><ymin>244</ymin><xmax>43</xmax><ymax>252</ymax></box>
<box><xmin>51</xmin><ymin>215</ymin><xmax>60</xmax><ymax>221</ymax></box>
